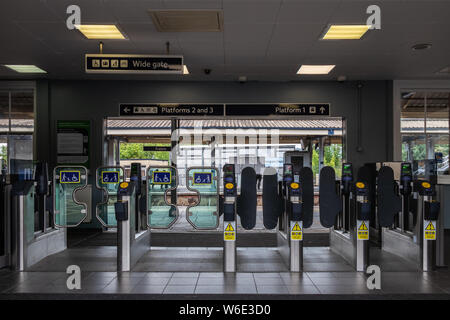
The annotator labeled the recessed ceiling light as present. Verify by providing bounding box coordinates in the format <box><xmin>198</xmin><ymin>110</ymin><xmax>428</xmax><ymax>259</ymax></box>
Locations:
<box><xmin>322</xmin><ymin>25</ymin><xmax>370</xmax><ymax>40</ymax></box>
<box><xmin>411</xmin><ymin>43</ymin><xmax>432</xmax><ymax>51</ymax></box>
<box><xmin>297</xmin><ymin>65</ymin><xmax>335</xmax><ymax>75</ymax></box>
<box><xmin>75</xmin><ymin>25</ymin><xmax>126</xmax><ymax>39</ymax></box>
<box><xmin>4</xmin><ymin>65</ymin><xmax>47</xmax><ymax>73</ymax></box>
<box><xmin>183</xmin><ymin>65</ymin><xmax>189</xmax><ymax>75</ymax></box>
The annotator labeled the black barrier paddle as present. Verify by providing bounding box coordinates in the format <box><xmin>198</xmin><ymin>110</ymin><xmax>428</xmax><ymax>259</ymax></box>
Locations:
<box><xmin>319</xmin><ymin>166</ymin><xmax>342</xmax><ymax>228</ymax></box>
<box><xmin>300</xmin><ymin>167</ymin><xmax>314</xmax><ymax>228</ymax></box>
<box><xmin>377</xmin><ymin>166</ymin><xmax>402</xmax><ymax>227</ymax></box>
<box><xmin>237</xmin><ymin>167</ymin><xmax>257</xmax><ymax>230</ymax></box>
<box><xmin>262</xmin><ymin>167</ymin><xmax>281</xmax><ymax>229</ymax></box>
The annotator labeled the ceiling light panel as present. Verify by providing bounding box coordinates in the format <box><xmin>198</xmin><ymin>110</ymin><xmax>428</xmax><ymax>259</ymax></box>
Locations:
<box><xmin>297</xmin><ymin>65</ymin><xmax>335</xmax><ymax>75</ymax></box>
<box><xmin>76</xmin><ymin>25</ymin><xmax>126</xmax><ymax>39</ymax></box>
<box><xmin>4</xmin><ymin>65</ymin><xmax>47</xmax><ymax>73</ymax></box>
<box><xmin>322</xmin><ymin>25</ymin><xmax>370</xmax><ymax>40</ymax></box>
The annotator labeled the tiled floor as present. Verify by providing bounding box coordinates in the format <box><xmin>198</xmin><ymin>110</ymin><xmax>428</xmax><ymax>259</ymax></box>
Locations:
<box><xmin>1</xmin><ymin>270</ymin><xmax>449</xmax><ymax>296</ymax></box>
<box><xmin>27</xmin><ymin>246</ymin><xmax>416</xmax><ymax>273</ymax></box>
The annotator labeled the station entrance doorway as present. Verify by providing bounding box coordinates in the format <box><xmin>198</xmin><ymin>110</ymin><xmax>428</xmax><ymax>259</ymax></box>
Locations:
<box><xmin>99</xmin><ymin>116</ymin><xmax>345</xmax><ymax>272</ymax></box>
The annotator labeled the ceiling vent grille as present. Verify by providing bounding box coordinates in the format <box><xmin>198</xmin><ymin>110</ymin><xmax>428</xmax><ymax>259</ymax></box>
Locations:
<box><xmin>149</xmin><ymin>10</ymin><xmax>223</xmax><ymax>32</ymax></box>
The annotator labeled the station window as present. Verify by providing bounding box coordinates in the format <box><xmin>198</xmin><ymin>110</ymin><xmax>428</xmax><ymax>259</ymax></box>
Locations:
<box><xmin>400</xmin><ymin>91</ymin><xmax>449</xmax><ymax>173</ymax></box>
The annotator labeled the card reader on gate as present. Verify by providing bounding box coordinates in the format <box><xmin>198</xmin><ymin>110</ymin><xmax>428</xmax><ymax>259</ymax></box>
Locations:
<box><xmin>223</xmin><ymin>164</ymin><xmax>236</xmax><ymax>222</ymax></box>
<box><xmin>114</xmin><ymin>181</ymin><xmax>135</xmax><ymax>221</ymax></box>
<box><xmin>355</xmin><ymin>181</ymin><xmax>371</xmax><ymax>221</ymax></box>
<box><xmin>283</xmin><ymin>163</ymin><xmax>302</xmax><ymax>221</ymax></box>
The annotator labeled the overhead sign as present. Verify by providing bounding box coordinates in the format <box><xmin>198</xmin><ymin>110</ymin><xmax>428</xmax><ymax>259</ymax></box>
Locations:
<box><xmin>119</xmin><ymin>104</ymin><xmax>225</xmax><ymax>116</ymax></box>
<box><xmin>357</xmin><ymin>220</ymin><xmax>369</xmax><ymax>240</ymax></box>
<box><xmin>85</xmin><ymin>54</ymin><xmax>183</xmax><ymax>74</ymax></box>
<box><xmin>226</xmin><ymin>104</ymin><xmax>330</xmax><ymax>116</ymax></box>
<box><xmin>224</xmin><ymin>222</ymin><xmax>236</xmax><ymax>241</ymax></box>
<box><xmin>424</xmin><ymin>220</ymin><xmax>436</xmax><ymax>240</ymax></box>
<box><xmin>143</xmin><ymin>146</ymin><xmax>172</xmax><ymax>152</ymax></box>
<box><xmin>290</xmin><ymin>221</ymin><xmax>303</xmax><ymax>241</ymax></box>
<box><xmin>118</xmin><ymin>103</ymin><xmax>330</xmax><ymax>117</ymax></box>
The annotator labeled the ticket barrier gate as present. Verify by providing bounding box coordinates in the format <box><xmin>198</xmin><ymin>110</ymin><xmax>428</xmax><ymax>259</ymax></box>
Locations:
<box><xmin>277</xmin><ymin>164</ymin><xmax>314</xmax><ymax>272</ymax></box>
<box><xmin>222</xmin><ymin>164</ymin><xmax>237</xmax><ymax>272</ymax></box>
<box><xmin>9</xmin><ymin>163</ymin><xmax>54</xmax><ymax>270</ymax></box>
<box><xmin>378</xmin><ymin>161</ymin><xmax>443</xmax><ymax>271</ymax></box>
<box><xmin>321</xmin><ymin>164</ymin><xmax>373</xmax><ymax>272</ymax></box>
<box><xmin>96</xmin><ymin>166</ymin><xmax>150</xmax><ymax>272</ymax></box>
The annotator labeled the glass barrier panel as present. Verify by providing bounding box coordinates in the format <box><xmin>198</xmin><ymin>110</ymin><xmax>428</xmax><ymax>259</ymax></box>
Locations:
<box><xmin>147</xmin><ymin>166</ymin><xmax>178</xmax><ymax>229</ymax></box>
<box><xmin>53</xmin><ymin>166</ymin><xmax>88</xmax><ymax>227</ymax></box>
<box><xmin>186</xmin><ymin>167</ymin><xmax>219</xmax><ymax>230</ymax></box>
<box><xmin>95</xmin><ymin>166</ymin><xmax>125</xmax><ymax>228</ymax></box>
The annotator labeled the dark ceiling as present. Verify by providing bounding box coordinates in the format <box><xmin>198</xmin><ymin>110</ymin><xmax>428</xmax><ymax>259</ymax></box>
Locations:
<box><xmin>0</xmin><ymin>0</ymin><xmax>449</xmax><ymax>81</ymax></box>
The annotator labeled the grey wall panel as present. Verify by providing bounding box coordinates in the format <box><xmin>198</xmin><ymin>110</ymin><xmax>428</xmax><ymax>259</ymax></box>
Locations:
<box><xmin>36</xmin><ymin>79</ymin><xmax>393</xmax><ymax>172</ymax></box>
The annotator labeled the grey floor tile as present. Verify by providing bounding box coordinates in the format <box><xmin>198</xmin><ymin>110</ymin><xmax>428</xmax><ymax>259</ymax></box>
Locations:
<box><xmin>254</xmin><ymin>277</ymin><xmax>285</xmax><ymax>286</ymax></box>
<box><xmin>256</xmin><ymin>285</ymin><xmax>289</xmax><ymax>294</ymax></box>
<box><xmin>108</xmin><ymin>277</ymin><xmax>142</xmax><ymax>286</ymax></box>
<box><xmin>311</xmin><ymin>277</ymin><xmax>367</xmax><ymax>286</ymax></box>
<box><xmin>316</xmin><ymin>285</ymin><xmax>364</xmax><ymax>294</ymax></box>
<box><xmin>280</xmin><ymin>274</ymin><xmax>314</xmax><ymax>286</ymax></box>
<box><xmin>117</xmin><ymin>272</ymin><xmax>148</xmax><ymax>278</ymax></box>
<box><xmin>199</xmin><ymin>272</ymin><xmax>225</xmax><ymax>278</ymax></box>
<box><xmin>197</xmin><ymin>277</ymin><xmax>228</xmax><ymax>286</ymax></box>
<box><xmin>168</xmin><ymin>277</ymin><xmax>198</xmax><ymax>285</ymax></box>
<box><xmin>224</xmin><ymin>285</ymin><xmax>258</xmax><ymax>294</ymax></box>
<box><xmin>286</xmin><ymin>285</ymin><xmax>321</xmax><ymax>294</ymax></box>
<box><xmin>138</xmin><ymin>277</ymin><xmax>171</xmax><ymax>286</ymax></box>
<box><xmin>145</xmin><ymin>272</ymin><xmax>173</xmax><ymax>278</ymax></box>
<box><xmin>252</xmin><ymin>272</ymin><xmax>281</xmax><ymax>278</ymax></box>
<box><xmin>132</xmin><ymin>285</ymin><xmax>166</xmax><ymax>294</ymax></box>
<box><xmin>102</xmin><ymin>282</ymin><xmax>137</xmax><ymax>293</ymax></box>
<box><xmin>163</xmin><ymin>285</ymin><xmax>196</xmax><ymax>294</ymax></box>
<box><xmin>171</xmin><ymin>272</ymin><xmax>199</xmax><ymax>278</ymax></box>
<box><xmin>306</xmin><ymin>272</ymin><xmax>335</xmax><ymax>278</ymax></box>
<box><xmin>195</xmin><ymin>285</ymin><xmax>228</xmax><ymax>294</ymax></box>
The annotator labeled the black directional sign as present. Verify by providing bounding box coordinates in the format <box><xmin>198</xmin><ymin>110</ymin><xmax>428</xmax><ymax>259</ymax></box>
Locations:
<box><xmin>119</xmin><ymin>103</ymin><xmax>330</xmax><ymax>117</ymax></box>
<box><xmin>225</xmin><ymin>104</ymin><xmax>330</xmax><ymax>116</ymax></box>
<box><xmin>143</xmin><ymin>146</ymin><xmax>172</xmax><ymax>152</ymax></box>
<box><xmin>119</xmin><ymin>104</ymin><xmax>225</xmax><ymax>116</ymax></box>
<box><xmin>85</xmin><ymin>54</ymin><xmax>183</xmax><ymax>74</ymax></box>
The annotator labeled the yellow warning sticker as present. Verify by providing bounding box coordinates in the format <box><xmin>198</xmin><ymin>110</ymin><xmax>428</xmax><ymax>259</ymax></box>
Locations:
<box><xmin>357</xmin><ymin>220</ymin><xmax>369</xmax><ymax>240</ymax></box>
<box><xmin>424</xmin><ymin>220</ymin><xmax>436</xmax><ymax>240</ymax></box>
<box><xmin>225</xmin><ymin>224</ymin><xmax>234</xmax><ymax>231</ymax></box>
<box><xmin>224</xmin><ymin>222</ymin><xmax>236</xmax><ymax>241</ymax></box>
<box><xmin>290</xmin><ymin>221</ymin><xmax>303</xmax><ymax>241</ymax></box>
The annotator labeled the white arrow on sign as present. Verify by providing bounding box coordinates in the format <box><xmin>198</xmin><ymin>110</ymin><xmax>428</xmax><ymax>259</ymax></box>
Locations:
<box><xmin>123</xmin><ymin>107</ymin><xmax>130</xmax><ymax>113</ymax></box>
<box><xmin>319</xmin><ymin>106</ymin><xmax>326</xmax><ymax>113</ymax></box>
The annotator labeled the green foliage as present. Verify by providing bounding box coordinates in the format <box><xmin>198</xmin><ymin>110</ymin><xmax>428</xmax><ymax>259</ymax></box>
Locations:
<box><xmin>402</xmin><ymin>142</ymin><xmax>448</xmax><ymax>161</ymax></box>
<box><xmin>0</xmin><ymin>144</ymin><xmax>6</xmax><ymax>161</ymax></box>
<box><xmin>312</xmin><ymin>144</ymin><xmax>342</xmax><ymax>178</ymax></box>
<box><xmin>120</xmin><ymin>143</ymin><xmax>170</xmax><ymax>160</ymax></box>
